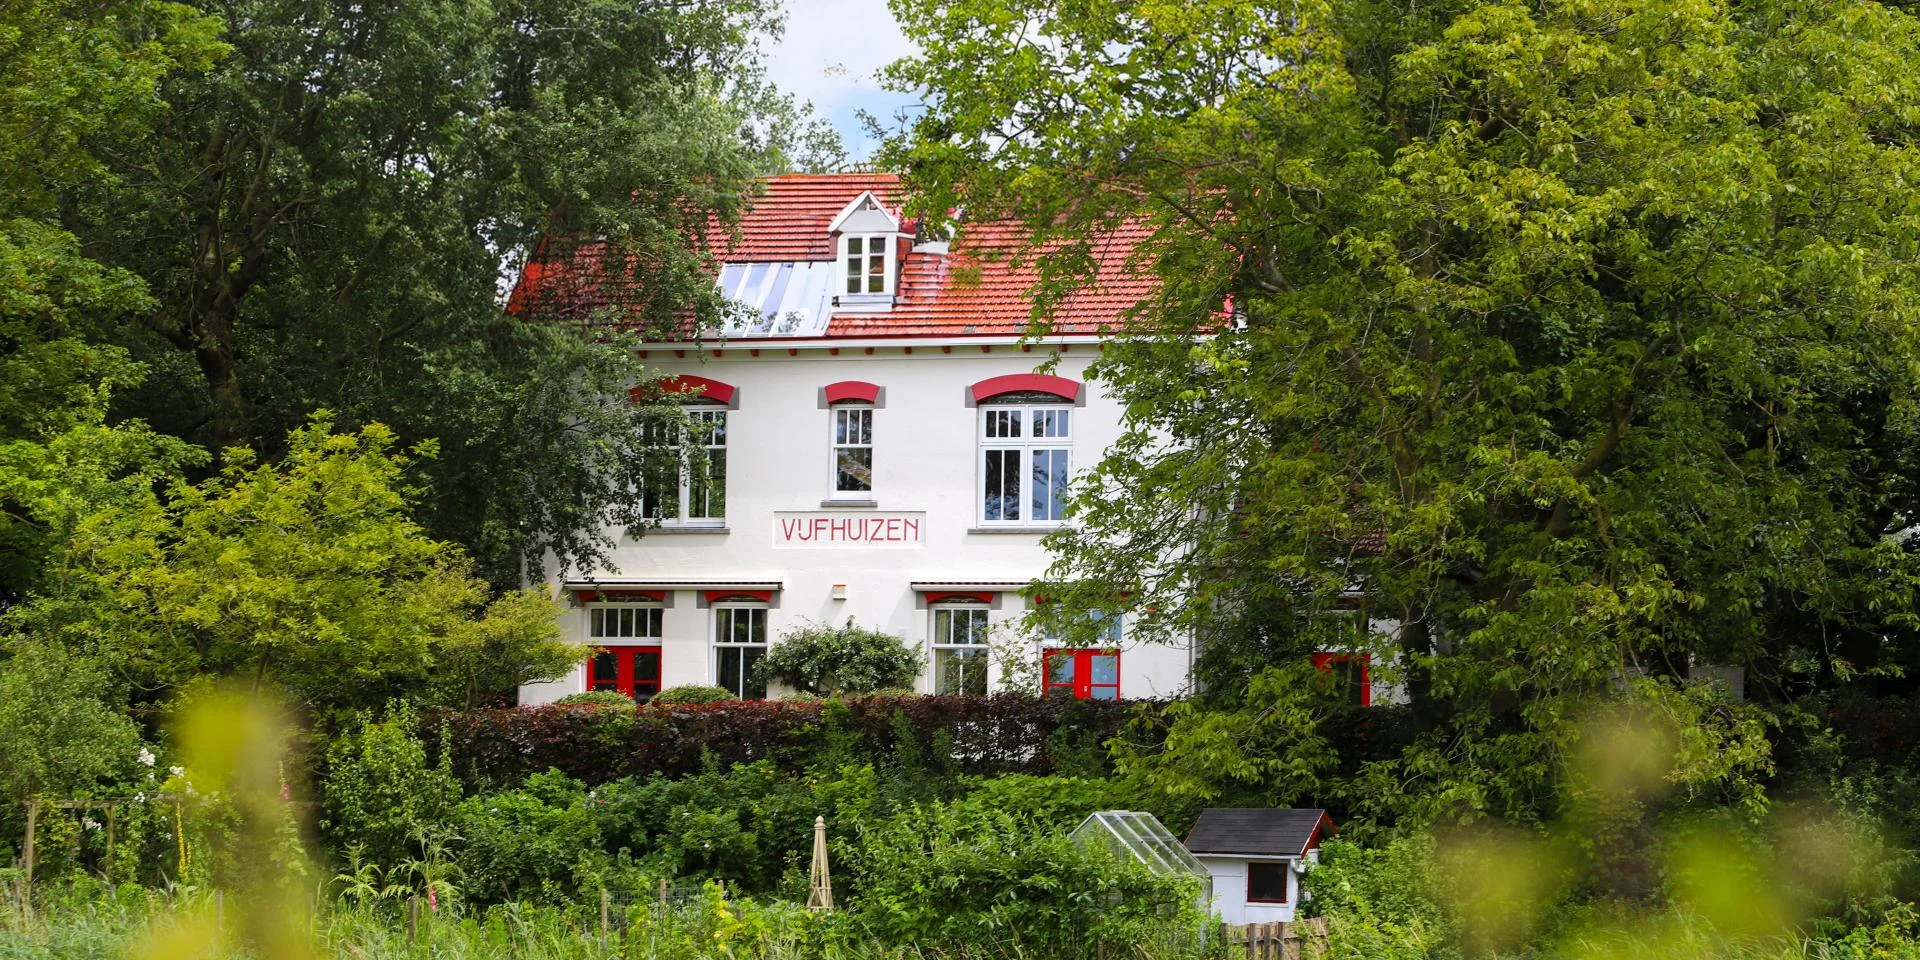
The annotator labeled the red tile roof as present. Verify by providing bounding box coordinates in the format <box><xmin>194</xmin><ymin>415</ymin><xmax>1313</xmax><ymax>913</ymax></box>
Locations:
<box><xmin>509</xmin><ymin>172</ymin><xmax>1159</xmax><ymax>339</ymax></box>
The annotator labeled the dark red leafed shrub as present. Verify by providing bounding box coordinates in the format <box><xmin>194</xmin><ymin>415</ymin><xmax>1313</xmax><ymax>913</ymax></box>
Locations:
<box><xmin>429</xmin><ymin>695</ymin><xmax>1145</xmax><ymax>789</ymax></box>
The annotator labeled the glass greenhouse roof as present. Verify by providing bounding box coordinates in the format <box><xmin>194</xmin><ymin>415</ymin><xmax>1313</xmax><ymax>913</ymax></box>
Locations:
<box><xmin>1070</xmin><ymin>811</ymin><xmax>1212</xmax><ymax>886</ymax></box>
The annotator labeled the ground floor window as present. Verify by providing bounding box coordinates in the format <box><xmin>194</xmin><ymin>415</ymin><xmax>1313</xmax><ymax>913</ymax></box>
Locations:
<box><xmin>1312</xmin><ymin>652</ymin><xmax>1371</xmax><ymax>706</ymax></box>
<box><xmin>1247</xmin><ymin>862</ymin><xmax>1290</xmax><ymax>903</ymax></box>
<box><xmin>587</xmin><ymin>645</ymin><xmax>663</xmax><ymax>702</ymax></box>
<box><xmin>1042</xmin><ymin>648</ymin><xmax>1120</xmax><ymax>700</ymax></box>
<box><xmin>715</xmin><ymin>606</ymin><xmax>768</xmax><ymax>699</ymax></box>
<box><xmin>931</xmin><ymin>605</ymin><xmax>990</xmax><ymax>695</ymax></box>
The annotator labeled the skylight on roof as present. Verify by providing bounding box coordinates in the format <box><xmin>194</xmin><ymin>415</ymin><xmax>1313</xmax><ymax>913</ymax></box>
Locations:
<box><xmin>714</xmin><ymin>261</ymin><xmax>835</xmax><ymax>337</ymax></box>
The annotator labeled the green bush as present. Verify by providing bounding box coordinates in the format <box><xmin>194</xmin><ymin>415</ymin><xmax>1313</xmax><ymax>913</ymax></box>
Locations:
<box><xmin>320</xmin><ymin>705</ymin><xmax>463</xmax><ymax>867</ymax></box>
<box><xmin>452</xmin><ymin>770</ymin><xmax>601</xmax><ymax>903</ymax></box>
<box><xmin>553</xmin><ymin>690</ymin><xmax>635</xmax><ymax>709</ymax></box>
<box><xmin>843</xmin><ymin>800</ymin><xmax>1204</xmax><ymax>955</ymax></box>
<box><xmin>0</xmin><ymin>641</ymin><xmax>146</xmax><ymax>841</ymax></box>
<box><xmin>754</xmin><ymin>619</ymin><xmax>918</xmax><ymax>695</ymax></box>
<box><xmin>651</xmin><ymin>685</ymin><xmax>737</xmax><ymax>705</ymax></box>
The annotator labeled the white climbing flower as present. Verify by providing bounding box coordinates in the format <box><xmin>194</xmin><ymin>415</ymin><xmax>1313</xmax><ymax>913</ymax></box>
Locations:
<box><xmin>137</xmin><ymin>748</ymin><xmax>156</xmax><ymax>767</ymax></box>
<box><xmin>83</xmin><ymin>817</ymin><xmax>101</xmax><ymax>831</ymax></box>
<box><xmin>169</xmin><ymin>766</ymin><xmax>184</xmax><ymax>778</ymax></box>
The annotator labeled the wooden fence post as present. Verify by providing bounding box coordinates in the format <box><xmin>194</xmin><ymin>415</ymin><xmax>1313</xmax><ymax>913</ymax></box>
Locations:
<box><xmin>408</xmin><ymin>895</ymin><xmax>419</xmax><ymax>945</ymax></box>
<box><xmin>21</xmin><ymin>800</ymin><xmax>37</xmax><ymax>890</ymax></box>
<box><xmin>599</xmin><ymin>888</ymin><xmax>610</xmax><ymax>948</ymax></box>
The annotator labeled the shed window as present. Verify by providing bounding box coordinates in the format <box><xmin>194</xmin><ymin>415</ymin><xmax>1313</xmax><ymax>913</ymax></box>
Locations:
<box><xmin>1247</xmin><ymin>862</ymin><xmax>1290</xmax><ymax>903</ymax></box>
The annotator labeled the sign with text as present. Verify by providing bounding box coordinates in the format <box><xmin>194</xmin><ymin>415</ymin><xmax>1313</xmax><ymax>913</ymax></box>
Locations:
<box><xmin>773</xmin><ymin>512</ymin><xmax>926</xmax><ymax>548</ymax></box>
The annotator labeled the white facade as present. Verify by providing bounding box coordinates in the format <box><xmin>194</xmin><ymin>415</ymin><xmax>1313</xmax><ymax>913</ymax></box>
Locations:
<box><xmin>519</xmin><ymin>343</ymin><xmax>1198</xmax><ymax>704</ymax></box>
<box><xmin>1198</xmin><ymin>853</ymin><xmax>1313</xmax><ymax>924</ymax></box>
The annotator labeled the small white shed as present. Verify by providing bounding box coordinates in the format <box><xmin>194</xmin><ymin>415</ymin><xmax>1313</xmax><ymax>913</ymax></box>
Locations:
<box><xmin>1181</xmin><ymin>808</ymin><xmax>1334</xmax><ymax>924</ymax></box>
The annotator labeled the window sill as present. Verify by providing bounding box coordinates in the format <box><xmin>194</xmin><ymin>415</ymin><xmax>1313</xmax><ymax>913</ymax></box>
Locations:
<box><xmin>819</xmin><ymin>499</ymin><xmax>879</xmax><ymax>509</ymax></box>
<box><xmin>967</xmin><ymin>526</ymin><xmax>1067</xmax><ymax>535</ymax></box>
<box><xmin>643</xmin><ymin>525</ymin><xmax>730</xmax><ymax>535</ymax></box>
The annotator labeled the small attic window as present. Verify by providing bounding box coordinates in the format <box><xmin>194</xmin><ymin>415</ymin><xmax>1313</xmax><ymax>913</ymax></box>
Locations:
<box><xmin>844</xmin><ymin>234</ymin><xmax>892</xmax><ymax>295</ymax></box>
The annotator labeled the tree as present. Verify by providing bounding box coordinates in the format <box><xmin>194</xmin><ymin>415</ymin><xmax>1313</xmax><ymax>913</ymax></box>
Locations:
<box><xmin>755</xmin><ymin>619</ymin><xmax>920</xmax><ymax>695</ymax></box>
<box><xmin>8</xmin><ymin>415</ymin><xmax>579</xmax><ymax>718</ymax></box>
<box><xmin>884</xmin><ymin>0</ymin><xmax>1920</xmax><ymax>822</ymax></box>
<box><xmin>73</xmin><ymin>0</ymin><xmax>838</xmax><ymax>588</ymax></box>
<box><xmin>0</xmin><ymin>641</ymin><xmax>148</xmax><ymax>833</ymax></box>
<box><xmin>0</xmin><ymin>0</ymin><xmax>225</xmax><ymax>599</ymax></box>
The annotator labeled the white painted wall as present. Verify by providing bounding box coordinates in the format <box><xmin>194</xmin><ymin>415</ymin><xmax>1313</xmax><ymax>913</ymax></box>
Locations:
<box><xmin>519</xmin><ymin>344</ymin><xmax>1196</xmax><ymax>704</ymax></box>
<box><xmin>1197</xmin><ymin>856</ymin><xmax>1300</xmax><ymax>924</ymax></box>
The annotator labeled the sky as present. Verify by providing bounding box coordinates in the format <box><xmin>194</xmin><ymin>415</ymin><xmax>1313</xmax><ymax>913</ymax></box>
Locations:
<box><xmin>763</xmin><ymin>0</ymin><xmax>922</xmax><ymax>162</ymax></box>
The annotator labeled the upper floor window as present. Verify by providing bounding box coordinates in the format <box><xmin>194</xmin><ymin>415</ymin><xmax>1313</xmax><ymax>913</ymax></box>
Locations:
<box><xmin>831</xmin><ymin>404</ymin><xmax>874</xmax><ymax>496</ymax></box>
<box><xmin>642</xmin><ymin>407</ymin><xmax>727</xmax><ymax>523</ymax></box>
<box><xmin>843</xmin><ymin>234</ymin><xmax>893</xmax><ymax>295</ymax></box>
<box><xmin>979</xmin><ymin>402</ymin><xmax>1071</xmax><ymax>524</ymax></box>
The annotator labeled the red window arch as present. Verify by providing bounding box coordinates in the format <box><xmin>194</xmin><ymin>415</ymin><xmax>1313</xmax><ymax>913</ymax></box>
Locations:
<box><xmin>969</xmin><ymin>373</ymin><xmax>1080</xmax><ymax>404</ymax></box>
<box><xmin>823</xmin><ymin>380</ymin><xmax>881</xmax><ymax>404</ymax></box>
<box><xmin>631</xmin><ymin>374</ymin><xmax>736</xmax><ymax>405</ymax></box>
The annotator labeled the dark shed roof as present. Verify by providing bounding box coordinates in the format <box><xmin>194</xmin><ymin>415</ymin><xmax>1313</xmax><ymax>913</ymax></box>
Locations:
<box><xmin>1182</xmin><ymin>808</ymin><xmax>1333</xmax><ymax>858</ymax></box>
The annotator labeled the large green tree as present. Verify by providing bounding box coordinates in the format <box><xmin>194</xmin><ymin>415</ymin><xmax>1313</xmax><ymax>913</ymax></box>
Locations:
<box><xmin>75</xmin><ymin>0</ymin><xmax>835</xmax><ymax>588</ymax></box>
<box><xmin>0</xmin><ymin>0</ymin><xmax>225</xmax><ymax>598</ymax></box>
<box><xmin>885</xmin><ymin>0</ymin><xmax>1920</xmax><ymax>822</ymax></box>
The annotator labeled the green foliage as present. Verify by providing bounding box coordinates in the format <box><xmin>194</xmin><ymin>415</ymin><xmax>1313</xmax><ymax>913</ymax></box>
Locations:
<box><xmin>843</xmin><ymin>800</ymin><xmax>1205</xmax><ymax>955</ymax></box>
<box><xmin>58</xmin><ymin>0</ymin><xmax>836</xmax><ymax>590</ymax></box>
<box><xmin>591</xmin><ymin>759</ymin><xmax>822</xmax><ymax>895</ymax></box>
<box><xmin>0</xmin><ymin>641</ymin><xmax>147</xmax><ymax>836</ymax></box>
<box><xmin>8</xmin><ymin>415</ymin><xmax>579</xmax><ymax>717</ymax></box>
<box><xmin>0</xmin><ymin>0</ymin><xmax>223</xmax><ymax>599</ymax></box>
<box><xmin>552</xmin><ymin>691</ymin><xmax>637</xmax><ymax>709</ymax></box>
<box><xmin>755</xmin><ymin>619</ymin><xmax>920</xmax><ymax>696</ymax></box>
<box><xmin>321</xmin><ymin>706</ymin><xmax>463</xmax><ymax>868</ymax></box>
<box><xmin>651</xmin><ymin>685</ymin><xmax>739</xmax><ymax>706</ymax></box>
<box><xmin>886</xmin><ymin>0</ymin><xmax>1920</xmax><ymax>825</ymax></box>
<box><xmin>451</xmin><ymin>770</ymin><xmax>601</xmax><ymax>904</ymax></box>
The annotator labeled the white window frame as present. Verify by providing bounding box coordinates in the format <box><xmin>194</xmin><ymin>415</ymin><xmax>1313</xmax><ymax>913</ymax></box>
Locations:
<box><xmin>929</xmin><ymin>604</ymin><xmax>991</xmax><ymax>695</ymax></box>
<box><xmin>586</xmin><ymin>603</ymin><xmax>664</xmax><ymax>642</ymax></box>
<box><xmin>977</xmin><ymin>402</ymin><xmax>1073</xmax><ymax>526</ymax></box>
<box><xmin>712</xmin><ymin>604</ymin><xmax>769</xmax><ymax>699</ymax></box>
<box><xmin>829</xmin><ymin>403</ymin><xmax>875</xmax><ymax>498</ymax></box>
<box><xmin>842</xmin><ymin>233</ymin><xmax>894</xmax><ymax>296</ymax></box>
<box><xmin>643</xmin><ymin>406</ymin><xmax>728</xmax><ymax>525</ymax></box>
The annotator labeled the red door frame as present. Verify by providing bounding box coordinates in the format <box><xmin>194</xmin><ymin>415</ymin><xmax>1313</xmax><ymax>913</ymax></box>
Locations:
<box><xmin>587</xmin><ymin>645</ymin><xmax>664</xmax><ymax>701</ymax></box>
<box><xmin>1311</xmin><ymin>652</ymin><xmax>1372</xmax><ymax>706</ymax></box>
<box><xmin>1042</xmin><ymin>648</ymin><xmax>1121</xmax><ymax>699</ymax></box>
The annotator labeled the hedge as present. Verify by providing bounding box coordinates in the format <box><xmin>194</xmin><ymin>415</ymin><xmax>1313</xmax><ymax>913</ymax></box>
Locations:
<box><xmin>429</xmin><ymin>695</ymin><xmax>1144</xmax><ymax>789</ymax></box>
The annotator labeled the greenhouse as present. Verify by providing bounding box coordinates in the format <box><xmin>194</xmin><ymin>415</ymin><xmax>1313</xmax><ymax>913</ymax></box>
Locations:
<box><xmin>1069</xmin><ymin>811</ymin><xmax>1214</xmax><ymax>907</ymax></box>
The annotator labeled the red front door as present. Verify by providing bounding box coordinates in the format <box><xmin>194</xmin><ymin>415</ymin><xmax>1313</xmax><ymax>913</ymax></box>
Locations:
<box><xmin>587</xmin><ymin>646</ymin><xmax>663</xmax><ymax>702</ymax></box>
<box><xmin>1042</xmin><ymin>649</ymin><xmax>1120</xmax><ymax>700</ymax></box>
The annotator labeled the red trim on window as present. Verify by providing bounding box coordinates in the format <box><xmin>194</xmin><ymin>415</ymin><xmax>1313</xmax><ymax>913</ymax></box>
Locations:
<box><xmin>1246</xmin><ymin>862</ymin><xmax>1291</xmax><ymax>904</ymax></box>
<box><xmin>586</xmin><ymin>645</ymin><xmax>663</xmax><ymax>702</ymax></box>
<box><xmin>925</xmin><ymin>590</ymin><xmax>994</xmax><ymax>605</ymax></box>
<box><xmin>969</xmin><ymin>373</ymin><xmax>1081</xmax><ymax>403</ymax></box>
<box><xmin>632</xmin><ymin>375</ymin><xmax>736</xmax><ymax>405</ymax></box>
<box><xmin>824</xmin><ymin>380</ymin><xmax>881</xmax><ymax>404</ymax></box>
<box><xmin>1312</xmin><ymin>652</ymin><xmax>1372</xmax><ymax>706</ymax></box>
<box><xmin>704</xmin><ymin>590</ymin><xmax>773</xmax><ymax>604</ymax></box>
<box><xmin>1042</xmin><ymin>648</ymin><xmax>1121</xmax><ymax>700</ymax></box>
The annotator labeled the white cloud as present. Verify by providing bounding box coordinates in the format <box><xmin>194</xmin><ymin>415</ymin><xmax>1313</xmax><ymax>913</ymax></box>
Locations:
<box><xmin>766</xmin><ymin>0</ymin><xmax>922</xmax><ymax>160</ymax></box>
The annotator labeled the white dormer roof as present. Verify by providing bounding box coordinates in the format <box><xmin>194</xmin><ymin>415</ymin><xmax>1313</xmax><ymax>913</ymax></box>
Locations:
<box><xmin>827</xmin><ymin>191</ymin><xmax>901</xmax><ymax>236</ymax></box>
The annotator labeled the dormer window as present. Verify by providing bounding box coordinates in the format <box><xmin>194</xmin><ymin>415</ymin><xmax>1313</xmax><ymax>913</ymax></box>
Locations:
<box><xmin>844</xmin><ymin>234</ymin><xmax>892</xmax><ymax>295</ymax></box>
<box><xmin>827</xmin><ymin>191</ymin><xmax>901</xmax><ymax>311</ymax></box>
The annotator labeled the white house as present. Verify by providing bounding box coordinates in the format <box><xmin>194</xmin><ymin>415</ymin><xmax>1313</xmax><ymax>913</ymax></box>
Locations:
<box><xmin>509</xmin><ymin>173</ymin><xmax>1198</xmax><ymax>704</ymax></box>
<box><xmin>1182</xmin><ymin>808</ymin><xmax>1335</xmax><ymax>924</ymax></box>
